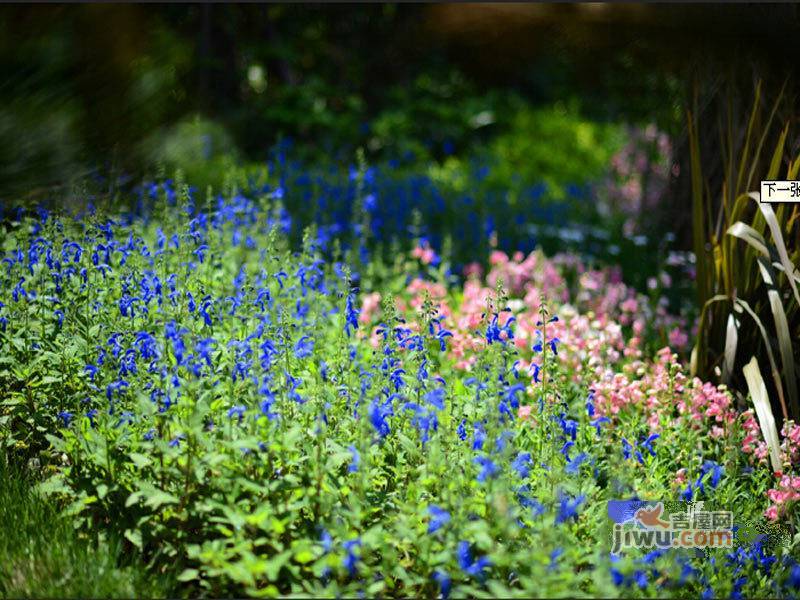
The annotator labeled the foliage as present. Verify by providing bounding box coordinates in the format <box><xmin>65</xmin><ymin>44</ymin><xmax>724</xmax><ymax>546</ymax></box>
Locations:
<box><xmin>479</xmin><ymin>101</ymin><xmax>626</xmax><ymax>199</ymax></box>
<box><xmin>1</xmin><ymin>179</ymin><xmax>799</xmax><ymax>597</ymax></box>
<box><xmin>0</xmin><ymin>456</ymin><xmax>169</xmax><ymax>598</ymax></box>
<box><xmin>688</xmin><ymin>82</ymin><xmax>800</xmax><ymax>422</ymax></box>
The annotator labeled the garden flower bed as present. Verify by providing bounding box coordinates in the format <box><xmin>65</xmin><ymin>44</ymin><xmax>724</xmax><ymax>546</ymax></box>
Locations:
<box><xmin>1</xmin><ymin>186</ymin><xmax>799</xmax><ymax>598</ymax></box>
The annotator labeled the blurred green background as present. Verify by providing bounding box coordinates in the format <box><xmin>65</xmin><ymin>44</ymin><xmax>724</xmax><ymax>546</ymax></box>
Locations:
<box><xmin>1</xmin><ymin>3</ymin><xmax>798</xmax><ymax>247</ymax></box>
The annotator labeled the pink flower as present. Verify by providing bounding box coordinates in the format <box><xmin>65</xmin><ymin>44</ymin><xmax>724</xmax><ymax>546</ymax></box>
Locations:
<box><xmin>621</xmin><ymin>298</ymin><xmax>638</xmax><ymax>313</ymax></box>
<box><xmin>463</xmin><ymin>262</ymin><xmax>483</xmax><ymax>279</ymax></box>
<box><xmin>668</xmin><ymin>327</ymin><xmax>688</xmax><ymax>349</ymax></box>
<box><xmin>359</xmin><ymin>292</ymin><xmax>382</xmax><ymax>325</ymax></box>
<box><xmin>674</xmin><ymin>468</ymin><xmax>687</xmax><ymax>486</ymax></box>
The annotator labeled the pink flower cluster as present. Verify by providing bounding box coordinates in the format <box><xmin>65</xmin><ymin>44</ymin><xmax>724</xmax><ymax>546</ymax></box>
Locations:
<box><xmin>739</xmin><ymin>413</ymin><xmax>800</xmax><ymax>521</ymax></box>
<box><xmin>766</xmin><ymin>475</ymin><xmax>800</xmax><ymax>521</ymax></box>
<box><xmin>741</xmin><ymin>409</ymin><xmax>770</xmax><ymax>465</ymax></box>
<box><xmin>358</xmin><ymin>245</ymin><xmax>800</xmax><ymax>522</ymax></box>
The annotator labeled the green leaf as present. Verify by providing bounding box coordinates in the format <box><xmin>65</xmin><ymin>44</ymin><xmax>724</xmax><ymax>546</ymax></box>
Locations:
<box><xmin>177</xmin><ymin>568</ymin><xmax>199</xmax><ymax>582</ymax></box>
<box><xmin>143</xmin><ymin>490</ymin><xmax>179</xmax><ymax>509</ymax></box>
<box><xmin>124</xmin><ymin>528</ymin><xmax>143</xmax><ymax>550</ymax></box>
<box><xmin>293</xmin><ymin>549</ymin><xmax>316</xmax><ymax>564</ymax></box>
<box><xmin>129</xmin><ymin>452</ymin><xmax>152</xmax><ymax>469</ymax></box>
<box><xmin>96</xmin><ymin>483</ymin><xmax>108</xmax><ymax>499</ymax></box>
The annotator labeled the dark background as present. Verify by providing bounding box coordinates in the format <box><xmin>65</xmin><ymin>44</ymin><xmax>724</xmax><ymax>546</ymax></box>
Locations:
<box><xmin>1</xmin><ymin>3</ymin><xmax>798</xmax><ymax>244</ymax></box>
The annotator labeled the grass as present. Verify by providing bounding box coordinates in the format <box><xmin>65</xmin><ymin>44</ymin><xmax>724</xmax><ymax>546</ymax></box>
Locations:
<box><xmin>0</xmin><ymin>458</ymin><xmax>172</xmax><ymax>599</ymax></box>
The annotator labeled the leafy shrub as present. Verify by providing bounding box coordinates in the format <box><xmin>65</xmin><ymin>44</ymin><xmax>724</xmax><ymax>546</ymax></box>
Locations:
<box><xmin>1</xmin><ymin>180</ymin><xmax>799</xmax><ymax>597</ymax></box>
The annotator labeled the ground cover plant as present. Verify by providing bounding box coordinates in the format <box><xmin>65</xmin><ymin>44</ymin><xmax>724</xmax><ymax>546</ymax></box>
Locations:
<box><xmin>1</xmin><ymin>175</ymin><xmax>799</xmax><ymax>598</ymax></box>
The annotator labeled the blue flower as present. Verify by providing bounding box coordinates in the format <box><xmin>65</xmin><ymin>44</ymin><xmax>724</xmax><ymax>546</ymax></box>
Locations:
<box><xmin>641</xmin><ymin>433</ymin><xmax>660</xmax><ymax>457</ymax></box>
<box><xmin>512</xmin><ymin>452</ymin><xmax>532</xmax><ymax>478</ymax></box>
<box><xmin>403</xmin><ymin>402</ymin><xmax>438</xmax><ymax>445</ymax></box>
<box><xmin>566</xmin><ymin>452</ymin><xmax>589</xmax><ymax>475</ymax></box>
<box><xmin>389</xmin><ymin>367</ymin><xmax>406</xmax><ymax>391</ymax></box>
<box><xmin>427</xmin><ymin>505</ymin><xmax>451</xmax><ymax>534</ymax></box>
<box><xmin>700</xmin><ymin>460</ymin><xmax>724</xmax><ymax>489</ymax></box>
<box><xmin>345</xmin><ymin>293</ymin><xmax>359</xmax><ymax>337</ymax></box>
<box><xmin>591</xmin><ymin>416</ymin><xmax>610</xmax><ymax>436</ymax></box>
<box><xmin>555</xmin><ymin>491</ymin><xmax>585</xmax><ymax>524</ymax></box>
<box><xmin>457</xmin><ymin>419</ymin><xmax>467</xmax><ymax>441</ymax></box>
<box><xmin>517</xmin><ymin>485</ymin><xmax>546</xmax><ymax>517</ymax></box>
<box><xmin>530</xmin><ymin>362</ymin><xmax>541</xmax><ymax>383</ymax></box>
<box><xmin>368</xmin><ymin>398</ymin><xmax>393</xmax><ymax>439</ymax></box>
<box><xmin>228</xmin><ymin>405</ymin><xmax>246</xmax><ymax>422</ymax></box>
<box><xmin>348</xmin><ymin>445</ymin><xmax>360</xmax><ymax>473</ymax></box>
<box><xmin>84</xmin><ymin>364</ymin><xmax>99</xmax><ymax>381</ymax></box>
<box><xmin>342</xmin><ymin>538</ymin><xmax>361</xmax><ymax>577</ymax></box>
<box><xmin>472</xmin><ymin>424</ymin><xmax>486</xmax><ymax>451</ymax></box>
<box><xmin>432</xmin><ymin>570</ymin><xmax>451</xmax><ymax>599</ymax></box>
<box><xmin>425</xmin><ymin>388</ymin><xmax>446</xmax><ymax>411</ymax></box>
<box><xmin>320</xmin><ymin>528</ymin><xmax>333</xmax><ymax>554</ymax></box>
<box><xmin>586</xmin><ymin>390</ymin><xmax>596</xmax><ymax>417</ymax></box>
<box><xmin>633</xmin><ymin>570</ymin><xmax>648</xmax><ymax>589</ymax></box>
<box><xmin>681</xmin><ymin>483</ymin><xmax>694</xmax><ymax>502</ymax></box>
<box><xmin>294</xmin><ymin>336</ymin><xmax>314</xmax><ymax>359</ymax></box>
<box><xmin>57</xmin><ymin>411</ymin><xmax>74</xmax><ymax>427</ymax></box>
<box><xmin>435</xmin><ymin>328</ymin><xmax>453</xmax><ymax>351</ymax></box>
<box><xmin>456</xmin><ymin>541</ymin><xmax>491</xmax><ymax>580</ymax></box>
<box><xmin>106</xmin><ymin>379</ymin><xmax>129</xmax><ymax>402</ymax></box>
<box><xmin>503</xmin><ymin>383</ymin><xmax>526</xmax><ymax>408</ymax></box>
<box><xmin>548</xmin><ymin>548</ymin><xmax>564</xmax><ymax>572</ymax></box>
<box><xmin>473</xmin><ymin>456</ymin><xmax>500</xmax><ymax>483</ymax></box>
<box><xmin>787</xmin><ymin>563</ymin><xmax>800</xmax><ymax>588</ymax></box>
<box><xmin>622</xmin><ymin>438</ymin><xmax>633</xmax><ymax>460</ymax></box>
